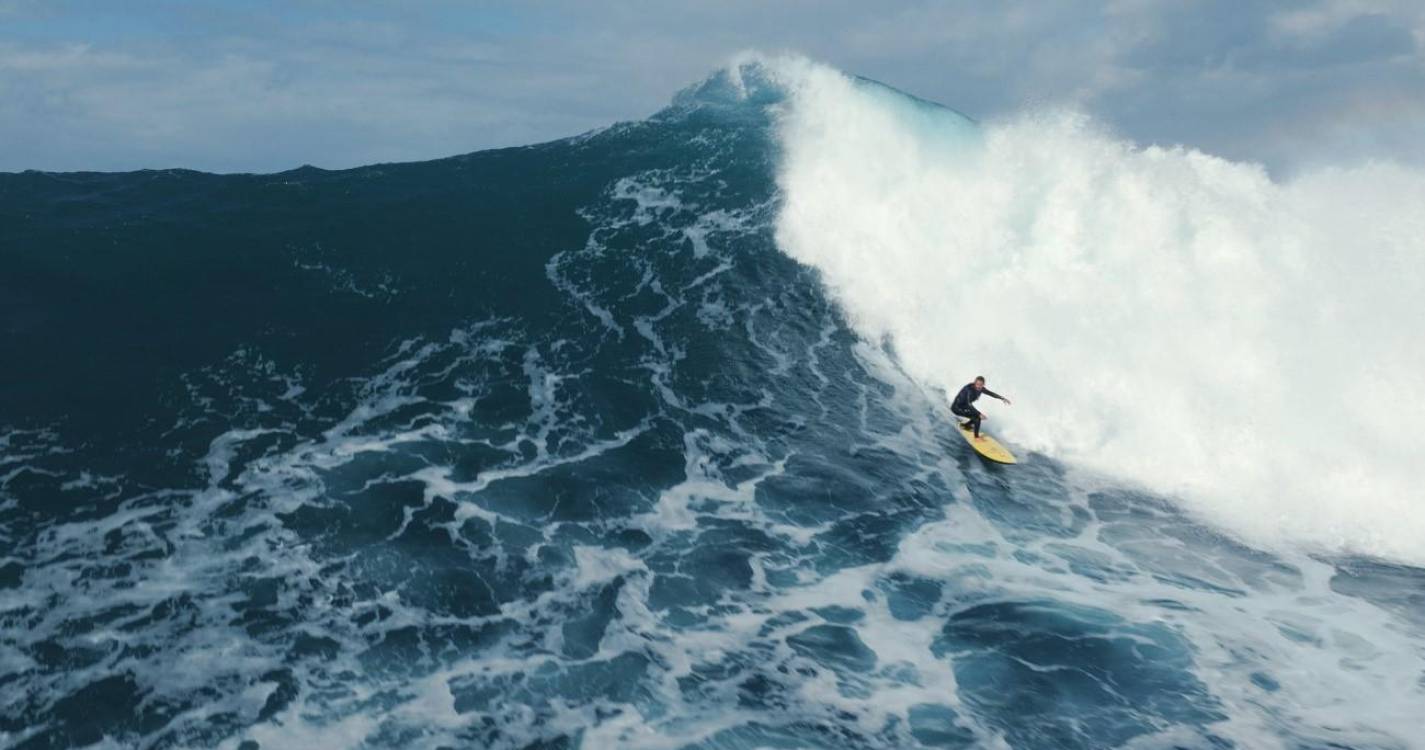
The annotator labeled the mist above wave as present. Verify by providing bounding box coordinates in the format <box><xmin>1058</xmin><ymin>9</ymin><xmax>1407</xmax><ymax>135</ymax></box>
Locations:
<box><xmin>762</xmin><ymin>56</ymin><xmax>1425</xmax><ymax>563</ymax></box>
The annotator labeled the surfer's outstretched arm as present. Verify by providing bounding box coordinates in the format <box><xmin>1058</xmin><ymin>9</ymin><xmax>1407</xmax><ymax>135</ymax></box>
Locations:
<box><xmin>983</xmin><ymin>388</ymin><xmax>1012</xmax><ymax>406</ymax></box>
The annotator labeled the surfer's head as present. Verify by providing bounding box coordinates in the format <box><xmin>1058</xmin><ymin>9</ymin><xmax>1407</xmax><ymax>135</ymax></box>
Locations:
<box><xmin>974</xmin><ymin>376</ymin><xmax>986</xmax><ymax>390</ymax></box>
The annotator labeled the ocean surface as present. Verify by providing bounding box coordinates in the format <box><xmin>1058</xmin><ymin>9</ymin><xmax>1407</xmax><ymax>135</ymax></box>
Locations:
<box><xmin>3</xmin><ymin>57</ymin><xmax>1424</xmax><ymax>750</ymax></box>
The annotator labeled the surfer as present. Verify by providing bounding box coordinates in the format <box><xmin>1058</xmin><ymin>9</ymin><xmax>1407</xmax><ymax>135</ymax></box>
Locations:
<box><xmin>951</xmin><ymin>376</ymin><xmax>1011</xmax><ymax>440</ymax></box>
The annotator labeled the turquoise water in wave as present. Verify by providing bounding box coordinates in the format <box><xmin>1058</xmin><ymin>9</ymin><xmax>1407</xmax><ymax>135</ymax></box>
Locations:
<box><xmin>3</xmin><ymin>64</ymin><xmax>1423</xmax><ymax>750</ymax></box>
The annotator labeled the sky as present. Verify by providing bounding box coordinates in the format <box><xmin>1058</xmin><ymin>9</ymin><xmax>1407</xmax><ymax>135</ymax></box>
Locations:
<box><xmin>2</xmin><ymin>0</ymin><xmax>1422</xmax><ymax>175</ymax></box>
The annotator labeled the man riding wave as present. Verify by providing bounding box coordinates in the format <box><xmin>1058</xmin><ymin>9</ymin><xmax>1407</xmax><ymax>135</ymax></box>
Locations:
<box><xmin>951</xmin><ymin>376</ymin><xmax>1011</xmax><ymax>440</ymax></box>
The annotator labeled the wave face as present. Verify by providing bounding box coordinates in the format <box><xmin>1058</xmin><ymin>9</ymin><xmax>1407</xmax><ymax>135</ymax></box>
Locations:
<box><xmin>3</xmin><ymin>55</ymin><xmax>1424</xmax><ymax>749</ymax></box>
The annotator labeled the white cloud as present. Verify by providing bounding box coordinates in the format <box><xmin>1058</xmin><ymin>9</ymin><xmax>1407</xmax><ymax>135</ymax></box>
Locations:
<box><xmin>1</xmin><ymin>1</ymin><xmax>1421</xmax><ymax>173</ymax></box>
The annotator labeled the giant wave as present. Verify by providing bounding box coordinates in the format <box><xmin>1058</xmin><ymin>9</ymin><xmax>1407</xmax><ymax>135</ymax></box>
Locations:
<box><xmin>1</xmin><ymin>55</ymin><xmax>1423</xmax><ymax>750</ymax></box>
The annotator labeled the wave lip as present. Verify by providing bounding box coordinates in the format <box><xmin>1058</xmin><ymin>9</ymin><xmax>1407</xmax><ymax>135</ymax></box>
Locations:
<box><xmin>765</xmin><ymin>54</ymin><xmax>1425</xmax><ymax>564</ymax></box>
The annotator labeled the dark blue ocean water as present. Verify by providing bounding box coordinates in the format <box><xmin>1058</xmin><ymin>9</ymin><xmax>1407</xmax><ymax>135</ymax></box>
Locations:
<box><xmin>3</xmin><ymin>65</ymin><xmax>1423</xmax><ymax>750</ymax></box>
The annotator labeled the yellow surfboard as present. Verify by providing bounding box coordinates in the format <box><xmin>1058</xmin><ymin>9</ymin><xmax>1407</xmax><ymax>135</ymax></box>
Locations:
<box><xmin>955</xmin><ymin>422</ymin><xmax>1018</xmax><ymax>464</ymax></box>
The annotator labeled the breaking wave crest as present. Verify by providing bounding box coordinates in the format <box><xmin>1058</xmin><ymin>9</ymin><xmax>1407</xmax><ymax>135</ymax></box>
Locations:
<box><xmin>768</xmin><ymin>57</ymin><xmax>1425</xmax><ymax>563</ymax></box>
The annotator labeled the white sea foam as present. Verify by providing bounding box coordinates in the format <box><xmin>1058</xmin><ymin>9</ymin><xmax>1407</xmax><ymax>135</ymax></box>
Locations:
<box><xmin>763</xmin><ymin>56</ymin><xmax>1425</xmax><ymax>563</ymax></box>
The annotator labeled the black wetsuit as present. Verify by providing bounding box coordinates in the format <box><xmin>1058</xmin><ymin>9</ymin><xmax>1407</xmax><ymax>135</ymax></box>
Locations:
<box><xmin>951</xmin><ymin>383</ymin><xmax>1003</xmax><ymax>438</ymax></box>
